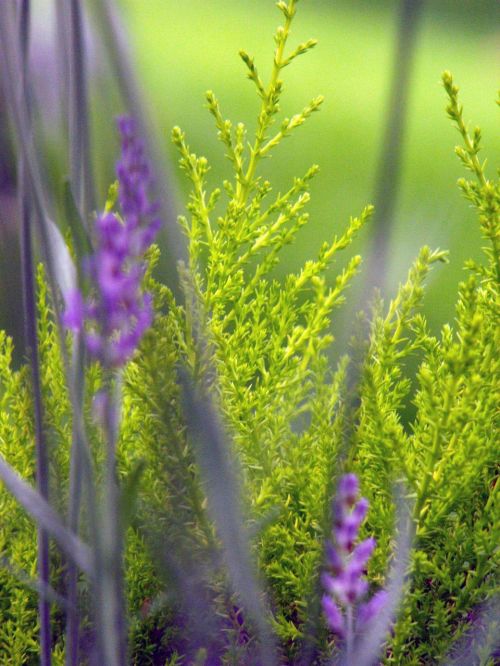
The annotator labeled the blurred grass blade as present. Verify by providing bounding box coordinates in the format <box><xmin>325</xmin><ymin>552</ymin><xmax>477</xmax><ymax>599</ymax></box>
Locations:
<box><xmin>46</xmin><ymin>215</ymin><xmax>77</xmax><ymax>295</ymax></box>
<box><xmin>18</xmin><ymin>2</ymin><xmax>52</xmax><ymax>662</ymax></box>
<box><xmin>0</xmin><ymin>454</ymin><xmax>91</xmax><ymax>574</ymax></box>
<box><xmin>66</xmin><ymin>331</ymin><xmax>87</xmax><ymax>666</ymax></box>
<box><xmin>67</xmin><ymin>0</ymin><xmax>95</xmax><ymax>224</ymax></box>
<box><xmin>0</xmin><ymin>553</ymin><xmax>73</xmax><ymax>611</ymax></box>
<box><xmin>61</xmin><ymin>179</ymin><xmax>92</xmax><ymax>288</ymax></box>
<box><xmin>363</xmin><ymin>0</ymin><xmax>426</xmax><ymax>297</ymax></box>
<box><xmin>147</xmin><ymin>536</ymin><xmax>226</xmax><ymax>660</ymax></box>
<box><xmin>345</xmin><ymin>489</ymin><xmax>413</xmax><ymax>666</ymax></box>
<box><xmin>182</xmin><ymin>375</ymin><xmax>277</xmax><ymax>665</ymax></box>
<box><xmin>441</xmin><ymin>598</ymin><xmax>500</xmax><ymax>666</ymax></box>
<box><xmin>0</xmin><ymin>3</ymin><xmax>76</xmax><ymax>306</ymax></box>
<box><xmin>89</xmin><ymin>0</ymin><xmax>184</xmax><ymax>296</ymax></box>
<box><xmin>58</xmin><ymin>2</ymin><xmax>95</xmax><ymax>645</ymax></box>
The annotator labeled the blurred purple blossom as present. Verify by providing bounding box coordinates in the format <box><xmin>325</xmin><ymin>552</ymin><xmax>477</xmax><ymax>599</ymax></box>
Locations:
<box><xmin>63</xmin><ymin>117</ymin><xmax>160</xmax><ymax>367</ymax></box>
<box><xmin>321</xmin><ymin>474</ymin><xmax>386</xmax><ymax>642</ymax></box>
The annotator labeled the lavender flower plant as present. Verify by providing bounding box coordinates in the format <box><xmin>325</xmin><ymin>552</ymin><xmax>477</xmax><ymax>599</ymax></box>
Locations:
<box><xmin>64</xmin><ymin>116</ymin><xmax>160</xmax><ymax>367</ymax></box>
<box><xmin>321</xmin><ymin>474</ymin><xmax>387</xmax><ymax>659</ymax></box>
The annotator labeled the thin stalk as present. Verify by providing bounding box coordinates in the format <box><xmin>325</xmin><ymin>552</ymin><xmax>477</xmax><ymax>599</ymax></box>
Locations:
<box><xmin>65</xmin><ymin>333</ymin><xmax>85</xmax><ymax>666</ymax></box>
<box><xmin>346</xmin><ymin>605</ymin><xmax>354</xmax><ymax>664</ymax></box>
<box><xmin>19</xmin><ymin>170</ymin><xmax>53</xmax><ymax>666</ymax></box>
<box><xmin>181</xmin><ymin>376</ymin><xmax>278</xmax><ymax>666</ymax></box>
<box><xmin>0</xmin><ymin>7</ymin><xmax>105</xmax><ymax>663</ymax></box>
<box><xmin>235</xmin><ymin>3</ymin><xmax>295</xmax><ymax>207</ymax></box>
<box><xmin>67</xmin><ymin>0</ymin><xmax>95</xmax><ymax>224</ymax></box>
<box><xmin>0</xmin><ymin>454</ymin><xmax>92</xmax><ymax>573</ymax></box>
<box><xmin>0</xmin><ymin>554</ymin><xmax>73</xmax><ymax>611</ymax></box>
<box><xmin>364</xmin><ymin>0</ymin><xmax>425</xmax><ymax>296</ymax></box>
<box><xmin>55</xmin><ymin>0</ymin><xmax>70</xmax><ymax>134</ymax></box>
<box><xmin>98</xmin><ymin>374</ymin><xmax>127</xmax><ymax>666</ymax></box>
<box><xmin>86</xmin><ymin>4</ymin><xmax>279</xmax><ymax>661</ymax></box>
<box><xmin>89</xmin><ymin>0</ymin><xmax>182</xmax><ymax>294</ymax></box>
<box><xmin>18</xmin><ymin>2</ymin><xmax>51</xmax><ymax>663</ymax></box>
<box><xmin>64</xmin><ymin>1</ymin><xmax>95</xmax><ymax>658</ymax></box>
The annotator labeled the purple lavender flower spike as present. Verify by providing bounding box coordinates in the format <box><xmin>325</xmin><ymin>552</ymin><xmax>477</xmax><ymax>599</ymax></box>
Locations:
<box><xmin>321</xmin><ymin>473</ymin><xmax>387</xmax><ymax>647</ymax></box>
<box><xmin>63</xmin><ymin>117</ymin><xmax>161</xmax><ymax>367</ymax></box>
<box><xmin>116</xmin><ymin>116</ymin><xmax>162</xmax><ymax>254</ymax></box>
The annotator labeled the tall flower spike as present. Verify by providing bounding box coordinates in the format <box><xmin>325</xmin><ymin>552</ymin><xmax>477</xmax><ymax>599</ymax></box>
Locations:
<box><xmin>321</xmin><ymin>473</ymin><xmax>386</xmax><ymax>642</ymax></box>
<box><xmin>63</xmin><ymin>117</ymin><xmax>161</xmax><ymax>367</ymax></box>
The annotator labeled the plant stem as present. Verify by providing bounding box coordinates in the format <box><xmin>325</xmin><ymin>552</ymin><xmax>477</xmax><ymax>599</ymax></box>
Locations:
<box><xmin>235</xmin><ymin>1</ymin><xmax>295</xmax><ymax>207</ymax></box>
<box><xmin>18</xmin><ymin>2</ymin><xmax>51</xmax><ymax>663</ymax></box>
<box><xmin>89</xmin><ymin>0</ymin><xmax>182</xmax><ymax>295</ymax></box>
<box><xmin>364</xmin><ymin>0</ymin><xmax>425</xmax><ymax>296</ymax></box>
<box><xmin>65</xmin><ymin>333</ymin><xmax>85</xmax><ymax>666</ymax></box>
<box><xmin>67</xmin><ymin>0</ymin><xmax>95</xmax><ymax>225</ymax></box>
<box><xmin>99</xmin><ymin>374</ymin><xmax>127</xmax><ymax>666</ymax></box>
<box><xmin>346</xmin><ymin>604</ymin><xmax>354</xmax><ymax>663</ymax></box>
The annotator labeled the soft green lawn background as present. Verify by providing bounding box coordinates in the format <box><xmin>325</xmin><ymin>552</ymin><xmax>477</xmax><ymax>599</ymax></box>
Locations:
<box><xmin>120</xmin><ymin>0</ymin><xmax>498</xmax><ymax>342</ymax></box>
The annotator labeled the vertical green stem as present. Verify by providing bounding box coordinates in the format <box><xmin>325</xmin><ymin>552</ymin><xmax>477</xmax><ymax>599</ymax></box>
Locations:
<box><xmin>235</xmin><ymin>1</ymin><xmax>296</xmax><ymax>207</ymax></box>
<box><xmin>412</xmin><ymin>377</ymin><xmax>457</xmax><ymax>531</ymax></box>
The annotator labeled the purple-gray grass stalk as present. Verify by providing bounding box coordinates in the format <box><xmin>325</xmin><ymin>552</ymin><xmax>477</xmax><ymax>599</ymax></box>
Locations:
<box><xmin>58</xmin><ymin>2</ymin><xmax>97</xmax><ymax>660</ymax></box>
<box><xmin>0</xmin><ymin>3</ymin><xmax>105</xmax><ymax>664</ymax></box>
<box><xmin>88</xmin><ymin>0</ymin><xmax>183</xmax><ymax>295</ymax></box>
<box><xmin>364</xmin><ymin>0</ymin><xmax>426</xmax><ymax>297</ymax></box>
<box><xmin>65</xmin><ymin>7</ymin><xmax>274</xmax><ymax>655</ymax></box>
<box><xmin>67</xmin><ymin>0</ymin><xmax>95</xmax><ymax>224</ymax></box>
<box><xmin>84</xmin><ymin>6</ymin><xmax>279</xmax><ymax>660</ymax></box>
<box><xmin>18</xmin><ymin>2</ymin><xmax>51</xmax><ymax>662</ymax></box>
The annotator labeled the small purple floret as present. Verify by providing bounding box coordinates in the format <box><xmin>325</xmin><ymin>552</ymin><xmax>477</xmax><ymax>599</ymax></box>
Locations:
<box><xmin>322</xmin><ymin>595</ymin><xmax>345</xmax><ymax>638</ymax></box>
<box><xmin>63</xmin><ymin>117</ymin><xmax>160</xmax><ymax>367</ymax></box>
<box><xmin>321</xmin><ymin>473</ymin><xmax>386</xmax><ymax>639</ymax></box>
<box><xmin>63</xmin><ymin>289</ymin><xmax>85</xmax><ymax>331</ymax></box>
<box><xmin>337</xmin><ymin>473</ymin><xmax>359</xmax><ymax>505</ymax></box>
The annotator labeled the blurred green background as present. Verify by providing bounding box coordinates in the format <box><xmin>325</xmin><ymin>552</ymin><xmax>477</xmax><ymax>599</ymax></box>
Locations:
<box><xmin>119</xmin><ymin>0</ymin><xmax>498</xmax><ymax>340</ymax></box>
<box><xmin>1</xmin><ymin>0</ymin><xmax>498</xmax><ymax>361</ymax></box>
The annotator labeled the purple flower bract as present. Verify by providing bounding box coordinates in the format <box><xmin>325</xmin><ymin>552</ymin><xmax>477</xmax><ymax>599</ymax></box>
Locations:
<box><xmin>63</xmin><ymin>117</ymin><xmax>161</xmax><ymax>367</ymax></box>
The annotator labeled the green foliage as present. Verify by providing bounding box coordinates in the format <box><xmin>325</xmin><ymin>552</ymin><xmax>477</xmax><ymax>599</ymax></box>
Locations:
<box><xmin>0</xmin><ymin>4</ymin><xmax>498</xmax><ymax>665</ymax></box>
<box><xmin>380</xmin><ymin>74</ymin><xmax>498</xmax><ymax>665</ymax></box>
<box><xmin>171</xmin><ymin>0</ymin><xmax>369</xmax><ymax>651</ymax></box>
<box><xmin>352</xmin><ymin>73</ymin><xmax>499</xmax><ymax>663</ymax></box>
<box><xmin>0</xmin><ymin>332</ymin><xmax>39</xmax><ymax>663</ymax></box>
